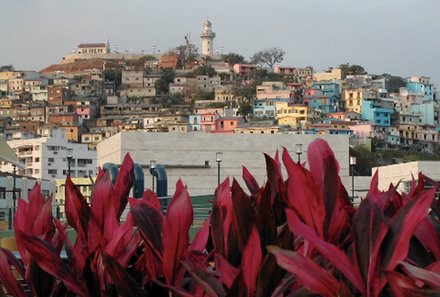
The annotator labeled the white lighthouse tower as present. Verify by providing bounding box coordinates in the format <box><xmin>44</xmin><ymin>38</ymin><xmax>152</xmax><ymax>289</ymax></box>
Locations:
<box><xmin>200</xmin><ymin>20</ymin><xmax>216</xmax><ymax>57</ymax></box>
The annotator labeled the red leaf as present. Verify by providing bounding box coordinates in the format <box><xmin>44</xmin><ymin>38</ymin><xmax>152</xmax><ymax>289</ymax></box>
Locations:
<box><xmin>181</xmin><ymin>260</ymin><xmax>226</xmax><ymax>297</ymax></box>
<box><xmin>269</xmin><ymin>246</ymin><xmax>340</xmax><ymax>297</ymax></box>
<box><xmin>90</xmin><ymin>172</ymin><xmax>113</xmax><ymax>232</ymax></box>
<box><xmin>162</xmin><ymin>180</ymin><xmax>193</xmax><ymax>286</ymax></box>
<box><xmin>399</xmin><ymin>261</ymin><xmax>440</xmax><ymax>290</ymax></box>
<box><xmin>427</xmin><ymin>261</ymin><xmax>440</xmax><ymax>274</ymax></box>
<box><xmin>31</xmin><ymin>196</ymin><xmax>55</xmax><ymax>241</ymax></box>
<box><xmin>242</xmin><ymin>166</ymin><xmax>260</xmax><ymax>195</ymax></box>
<box><xmin>241</xmin><ymin>226</ymin><xmax>262</xmax><ymax>297</ymax></box>
<box><xmin>190</xmin><ymin>218</ymin><xmax>210</xmax><ymax>252</ymax></box>
<box><xmin>112</xmin><ymin>153</ymin><xmax>135</xmax><ymax>219</ymax></box>
<box><xmin>130</xmin><ymin>198</ymin><xmax>163</xmax><ymax>260</ymax></box>
<box><xmin>104</xmin><ymin>214</ymin><xmax>140</xmax><ymax>267</ymax></box>
<box><xmin>214</xmin><ymin>253</ymin><xmax>239</xmax><ymax>288</ymax></box>
<box><xmin>65</xmin><ymin>176</ymin><xmax>91</xmax><ymax>245</ymax></box>
<box><xmin>386</xmin><ymin>271</ymin><xmax>418</xmax><ymax>297</ymax></box>
<box><xmin>382</xmin><ymin>189</ymin><xmax>436</xmax><ymax>271</ymax></box>
<box><xmin>414</xmin><ymin>216</ymin><xmax>440</xmax><ymax>260</ymax></box>
<box><xmin>286</xmin><ymin>208</ymin><xmax>365</xmax><ymax>294</ymax></box>
<box><xmin>0</xmin><ymin>248</ymin><xmax>26</xmax><ymax>297</ymax></box>
<box><xmin>16</xmin><ymin>231</ymin><xmax>89</xmax><ymax>297</ymax></box>
<box><xmin>352</xmin><ymin>198</ymin><xmax>389</xmax><ymax>296</ymax></box>
<box><xmin>282</xmin><ymin>148</ymin><xmax>325</xmax><ymax>238</ymax></box>
<box><xmin>211</xmin><ymin>178</ymin><xmax>233</xmax><ymax>258</ymax></box>
<box><xmin>102</xmin><ymin>253</ymin><xmax>147</xmax><ymax>297</ymax></box>
<box><xmin>231</xmin><ymin>179</ymin><xmax>255</xmax><ymax>251</ymax></box>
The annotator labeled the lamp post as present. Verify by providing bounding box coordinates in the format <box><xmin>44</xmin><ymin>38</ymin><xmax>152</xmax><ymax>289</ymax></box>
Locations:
<box><xmin>295</xmin><ymin>143</ymin><xmax>303</xmax><ymax>163</ymax></box>
<box><xmin>216</xmin><ymin>152</ymin><xmax>222</xmax><ymax>186</ymax></box>
<box><xmin>66</xmin><ymin>148</ymin><xmax>73</xmax><ymax>176</ymax></box>
<box><xmin>149</xmin><ymin>160</ymin><xmax>156</xmax><ymax>192</ymax></box>
<box><xmin>350</xmin><ymin>156</ymin><xmax>357</xmax><ymax>202</ymax></box>
<box><xmin>12</xmin><ymin>165</ymin><xmax>16</xmax><ymax>214</ymax></box>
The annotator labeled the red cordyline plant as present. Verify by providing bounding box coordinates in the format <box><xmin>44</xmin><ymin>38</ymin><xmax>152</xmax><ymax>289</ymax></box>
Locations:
<box><xmin>0</xmin><ymin>139</ymin><xmax>439</xmax><ymax>296</ymax></box>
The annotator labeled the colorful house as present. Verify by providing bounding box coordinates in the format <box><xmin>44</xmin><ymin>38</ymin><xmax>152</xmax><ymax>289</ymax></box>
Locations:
<box><xmin>361</xmin><ymin>99</ymin><xmax>394</xmax><ymax>127</ymax></box>
<box><xmin>303</xmin><ymin>89</ymin><xmax>339</xmax><ymax>114</ymax></box>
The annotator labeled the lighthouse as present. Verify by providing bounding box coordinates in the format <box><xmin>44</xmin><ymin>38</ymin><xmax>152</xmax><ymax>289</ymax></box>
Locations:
<box><xmin>200</xmin><ymin>20</ymin><xmax>216</xmax><ymax>57</ymax></box>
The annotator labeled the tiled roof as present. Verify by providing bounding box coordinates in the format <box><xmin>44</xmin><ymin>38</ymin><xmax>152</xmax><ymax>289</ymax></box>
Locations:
<box><xmin>78</xmin><ymin>43</ymin><xmax>106</xmax><ymax>48</ymax></box>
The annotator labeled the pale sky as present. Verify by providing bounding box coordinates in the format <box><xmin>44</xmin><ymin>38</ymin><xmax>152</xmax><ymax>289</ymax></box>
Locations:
<box><xmin>1</xmin><ymin>0</ymin><xmax>439</xmax><ymax>85</ymax></box>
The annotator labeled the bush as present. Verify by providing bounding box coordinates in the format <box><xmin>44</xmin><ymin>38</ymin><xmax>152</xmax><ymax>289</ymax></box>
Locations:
<box><xmin>0</xmin><ymin>139</ymin><xmax>439</xmax><ymax>296</ymax></box>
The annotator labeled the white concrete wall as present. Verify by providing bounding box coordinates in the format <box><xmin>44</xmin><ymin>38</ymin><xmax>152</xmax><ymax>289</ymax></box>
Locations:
<box><xmin>97</xmin><ymin>132</ymin><xmax>350</xmax><ymax>196</ymax></box>
<box><xmin>373</xmin><ymin>161</ymin><xmax>440</xmax><ymax>192</ymax></box>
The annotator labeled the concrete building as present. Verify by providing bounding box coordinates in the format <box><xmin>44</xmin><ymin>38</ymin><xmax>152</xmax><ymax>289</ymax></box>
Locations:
<box><xmin>373</xmin><ymin>161</ymin><xmax>440</xmax><ymax>193</ymax></box>
<box><xmin>200</xmin><ymin>20</ymin><xmax>216</xmax><ymax>57</ymax></box>
<box><xmin>97</xmin><ymin>132</ymin><xmax>351</xmax><ymax>196</ymax></box>
<box><xmin>0</xmin><ymin>129</ymin><xmax>97</xmax><ymax>180</ymax></box>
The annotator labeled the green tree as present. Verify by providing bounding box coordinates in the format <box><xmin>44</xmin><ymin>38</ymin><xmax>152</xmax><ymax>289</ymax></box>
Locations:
<box><xmin>339</xmin><ymin>63</ymin><xmax>367</xmax><ymax>78</ymax></box>
<box><xmin>192</xmin><ymin>65</ymin><xmax>217</xmax><ymax>77</ymax></box>
<box><xmin>223</xmin><ymin>52</ymin><xmax>246</xmax><ymax>66</ymax></box>
<box><xmin>237</xmin><ymin>99</ymin><xmax>253</xmax><ymax>118</ymax></box>
<box><xmin>155</xmin><ymin>68</ymin><xmax>175</xmax><ymax>95</ymax></box>
<box><xmin>250</xmin><ymin>47</ymin><xmax>285</xmax><ymax>68</ymax></box>
<box><xmin>173</xmin><ymin>44</ymin><xmax>198</xmax><ymax>68</ymax></box>
<box><xmin>0</xmin><ymin>65</ymin><xmax>14</xmax><ymax>71</ymax></box>
<box><xmin>102</xmin><ymin>69</ymin><xmax>122</xmax><ymax>88</ymax></box>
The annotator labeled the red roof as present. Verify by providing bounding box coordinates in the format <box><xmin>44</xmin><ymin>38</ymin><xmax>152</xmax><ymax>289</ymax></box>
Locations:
<box><xmin>78</xmin><ymin>43</ymin><xmax>106</xmax><ymax>48</ymax></box>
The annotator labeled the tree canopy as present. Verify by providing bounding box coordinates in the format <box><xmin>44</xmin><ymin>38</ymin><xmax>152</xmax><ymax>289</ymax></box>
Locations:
<box><xmin>0</xmin><ymin>65</ymin><xmax>14</xmax><ymax>71</ymax></box>
<box><xmin>223</xmin><ymin>52</ymin><xmax>246</xmax><ymax>66</ymax></box>
<box><xmin>339</xmin><ymin>63</ymin><xmax>367</xmax><ymax>78</ymax></box>
<box><xmin>250</xmin><ymin>47</ymin><xmax>285</xmax><ymax>68</ymax></box>
<box><xmin>191</xmin><ymin>65</ymin><xmax>217</xmax><ymax>77</ymax></box>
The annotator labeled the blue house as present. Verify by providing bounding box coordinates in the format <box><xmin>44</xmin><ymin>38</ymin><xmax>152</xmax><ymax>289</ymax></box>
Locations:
<box><xmin>189</xmin><ymin>114</ymin><xmax>202</xmax><ymax>131</ymax></box>
<box><xmin>304</xmin><ymin>89</ymin><xmax>339</xmax><ymax>114</ymax></box>
<box><xmin>411</xmin><ymin>102</ymin><xmax>435</xmax><ymax>125</ymax></box>
<box><xmin>361</xmin><ymin>99</ymin><xmax>394</xmax><ymax>127</ymax></box>
<box><xmin>406</xmin><ymin>76</ymin><xmax>434</xmax><ymax>101</ymax></box>
<box><xmin>252</xmin><ymin>98</ymin><xmax>289</xmax><ymax>119</ymax></box>
<box><xmin>311</xmin><ymin>81</ymin><xmax>341</xmax><ymax>97</ymax></box>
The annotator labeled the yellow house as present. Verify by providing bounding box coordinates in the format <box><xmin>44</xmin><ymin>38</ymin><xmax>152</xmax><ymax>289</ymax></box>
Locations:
<box><xmin>275</xmin><ymin>103</ymin><xmax>319</xmax><ymax>129</ymax></box>
<box><xmin>54</xmin><ymin>177</ymin><xmax>95</xmax><ymax>219</ymax></box>
<box><xmin>342</xmin><ymin>89</ymin><xmax>362</xmax><ymax>113</ymax></box>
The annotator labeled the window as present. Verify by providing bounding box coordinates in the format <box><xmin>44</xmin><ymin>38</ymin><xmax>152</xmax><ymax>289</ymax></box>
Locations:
<box><xmin>35</xmin><ymin>157</ymin><xmax>40</xmax><ymax>162</ymax></box>
<box><xmin>48</xmin><ymin>158</ymin><xmax>54</xmax><ymax>163</ymax></box>
<box><xmin>48</xmin><ymin>169</ymin><xmax>57</xmax><ymax>175</ymax></box>
<box><xmin>0</xmin><ymin>187</ymin><xmax>5</xmax><ymax>199</ymax></box>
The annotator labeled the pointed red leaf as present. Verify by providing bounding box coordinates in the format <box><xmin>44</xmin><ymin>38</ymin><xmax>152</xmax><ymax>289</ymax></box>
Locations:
<box><xmin>211</xmin><ymin>178</ymin><xmax>233</xmax><ymax>257</ymax></box>
<box><xmin>231</xmin><ymin>179</ymin><xmax>255</xmax><ymax>251</ymax></box>
<box><xmin>129</xmin><ymin>197</ymin><xmax>163</xmax><ymax>259</ymax></box>
<box><xmin>112</xmin><ymin>153</ymin><xmax>135</xmax><ymax>219</ymax></box>
<box><xmin>282</xmin><ymin>148</ymin><xmax>325</xmax><ymax>238</ymax></box>
<box><xmin>382</xmin><ymin>188</ymin><xmax>436</xmax><ymax>271</ymax></box>
<box><xmin>162</xmin><ymin>179</ymin><xmax>193</xmax><ymax>286</ymax></box>
<box><xmin>286</xmin><ymin>208</ymin><xmax>365</xmax><ymax>294</ymax></box>
<box><xmin>0</xmin><ymin>248</ymin><xmax>26</xmax><ymax>297</ymax></box>
<box><xmin>386</xmin><ymin>271</ymin><xmax>418</xmax><ymax>297</ymax></box>
<box><xmin>65</xmin><ymin>176</ymin><xmax>91</xmax><ymax>244</ymax></box>
<box><xmin>102</xmin><ymin>253</ymin><xmax>147</xmax><ymax>296</ymax></box>
<box><xmin>241</xmin><ymin>226</ymin><xmax>262</xmax><ymax>297</ymax></box>
<box><xmin>181</xmin><ymin>260</ymin><xmax>226</xmax><ymax>297</ymax></box>
<box><xmin>90</xmin><ymin>172</ymin><xmax>113</xmax><ymax>232</ymax></box>
<box><xmin>414</xmin><ymin>216</ymin><xmax>440</xmax><ymax>260</ymax></box>
<box><xmin>269</xmin><ymin>246</ymin><xmax>340</xmax><ymax>297</ymax></box>
<box><xmin>16</xmin><ymin>231</ymin><xmax>89</xmax><ymax>297</ymax></box>
<box><xmin>31</xmin><ymin>196</ymin><xmax>55</xmax><ymax>241</ymax></box>
<box><xmin>242</xmin><ymin>166</ymin><xmax>260</xmax><ymax>195</ymax></box>
<box><xmin>142</xmin><ymin>189</ymin><xmax>162</xmax><ymax>212</ymax></box>
<box><xmin>214</xmin><ymin>253</ymin><xmax>239</xmax><ymax>288</ymax></box>
<box><xmin>190</xmin><ymin>217</ymin><xmax>210</xmax><ymax>252</ymax></box>
<box><xmin>352</xmin><ymin>198</ymin><xmax>389</xmax><ymax>296</ymax></box>
<box><xmin>104</xmin><ymin>214</ymin><xmax>140</xmax><ymax>267</ymax></box>
<box><xmin>399</xmin><ymin>261</ymin><xmax>440</xmax><ymax>289</ymax></box>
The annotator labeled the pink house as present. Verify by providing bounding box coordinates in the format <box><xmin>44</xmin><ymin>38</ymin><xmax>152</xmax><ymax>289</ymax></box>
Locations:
<box><xmin>213</xmin><ymin>117</ymin><xmax>240</xmax><ymax>133</ymax></box>
<box><xmin>233</xmin><ymin>64</ymin><xmax>257</xmax><ymax>77</ymax></box>
<box><xmin>201</xmin><ymin>113</ymin><xmax>218</xmax><ymax>132</ymax></box>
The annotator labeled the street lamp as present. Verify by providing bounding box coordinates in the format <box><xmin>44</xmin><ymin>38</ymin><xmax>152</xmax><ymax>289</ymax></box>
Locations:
<box><xmin>149</xmin><ymin>160</ymin><xmax>156</xmax><ymax>192</ymax></box>
<box><xmin>350</xmin><ymin>156</ymin><xmax>357</xmax><ymax>202</ymax></box>
<box><xmin>216</xmin><ymin>152</ymin><xmax>222</xmax><ymax>186</ymax></box>
<box><xmin>67</xmin><ymin>148</ymin><xmax>73</xmax><ymax>176</ymax></box>
<box><xmin>295</xmin><ymin>143</ymin><xmax>303</xmax><ymax>163</ymax></box>
<box><xmin>12</xmin><ymin>165</ymin><xmax>16</xmax><ymax>214</ymax></box>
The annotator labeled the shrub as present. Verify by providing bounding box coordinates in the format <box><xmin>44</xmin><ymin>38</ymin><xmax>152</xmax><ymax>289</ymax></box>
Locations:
<box><xmin>0</xmin><ymin>139</ymin><xmax>439</xmax><ymax>296</ymax></box>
